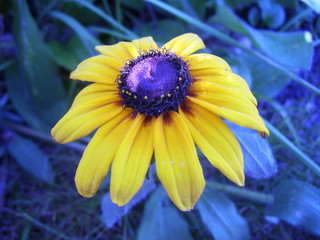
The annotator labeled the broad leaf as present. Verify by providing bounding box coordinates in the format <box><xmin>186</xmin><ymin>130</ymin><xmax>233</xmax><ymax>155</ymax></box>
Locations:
<box><xmin>8</xmin><ymin>135</ymin><xmax>54</xmax><ymax>184</ymax></box>
<box><xmin>197</xmin><ymin>186</ymin><xmax>250</xmax><ymax>240</ymax></box>
<box><xmin>267</xmin><ymin>180</ymin><xmax>320</xmax><ymax>236</ymax></box>
<box><xmin>137</xmin><ymin>187</ymin><xmax>193</xmax><ymax>240</ymax></box>
<box><xmin>101</xmin><ymin>178</ymin><xmax>155</xmax><ymax>228</ymax></box>
<box><xmin>210</xmin><ymin>3</ymin><xmax>313</xmax><ymax>70</ymax></box>
<box><xmin>8</xmin><ymin>0</ymin><xmax>67</xmax><ymax>132</ymax></box>
<box><xmin>245</xmin><ymin>53</ymin><xmax>290</xmax><ymax>98</ymax></box>
<box><xmin>227</xmin><ymin>122</ymin><xmax>277</xmax><ymax>179</ymax></box>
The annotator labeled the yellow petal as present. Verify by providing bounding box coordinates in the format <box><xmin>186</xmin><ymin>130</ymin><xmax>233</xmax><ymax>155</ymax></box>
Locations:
<box><xmin>164</xmin><ymin>33</ymin><xmax>205</xmax><ymax>57</ymax></box>
<box><xmin>180</xmin><ymin>103</ymin><xmax>244</xmax><ymax>186</ymax></box>
<box><xmin>190</xmin><ymin>69</ymin><xmax>257</xmax><ymax>105</ymax></box>
<box><xmin>188</xmin><ymin>53</ymin><xmax>232</xmax><ymax>72</ymax></box>
<box><xmin>75</xmin><ymin>108</ymin><xmax>135</xmax><ymax>197</ymax></box>
<box><xmin>51</xmin><ymin>84</ymin><xmax>122</xmax><ymax>143</ymax></box>
<box><xmin>70</xmin><ymin>83</ymin><xmax>118</xmax><ymax>108</ymax></box>
<box><xmin>95</xmin><ymin>41</ymin><xmax>139</xmax><ymax>64</ymax></box>
<box><xmin>188</xmin><ymin>95</ymin><xmax>269</xmax><ymax>137</ymax></box>
<box><xmin>154</xmin><ymin>111</ymin><xmax>205</xmax><ymax>211</ymax></box>
<box><xmin>132</xmin><ymin>36</ymin><xmax>158</xmax><ymax>51</ymax></box>
<box><xmin>111</xmin><ymin>115</ymin><xmax>156</xmax><ymax>206</ymax></box>
<box><xmin>70</xmin><ymin>55</ymin><xmax>121</xmax><ymax>84</ymax></box>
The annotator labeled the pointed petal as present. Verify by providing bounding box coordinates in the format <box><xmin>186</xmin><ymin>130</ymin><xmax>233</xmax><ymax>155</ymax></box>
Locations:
<box><xmin>70</xmin><ymin>55</ymin><xmax>122</xmax><ymax>84</ymax></box>
<box><xmin>154</xmin><ymin>111</ymin><xmax>205</xmax><ymax>211</ymax></box>
<box><xmin>132</xmin><ymin>36</ymin><xmax>158</xmax><ymax>51</ymax></box>
<box><xmin>164</xmin><ymin>33</ymin><xmax>205</xmax><ymax>57</ymax></box>
<box><xmin>188</xmin><ymin>53</ymin><xmax>232</xmax><ymax>72</ymax></box>
<box><xmin>95</xmin><ymin>41</ymin><xmax>139</xmax><ymax>64</ymax></box>
<box><xmin>180</xmin><ymin>103</ymin><xmax>244</xmax><ymax>186</ymax></box>
<box><xmin>188</xmin><ymin>93</ymin><xmax>269</xmax><ymax>137</ymax></box>
<box><xmin>111</xmin><ymin>115</ymin><xmax>156</xmax><ymax>206</ymax></box>
<box><xmin>75</xmin><ymin>108</ymin><xmax>135</xmax><ymax>197</ymax></box>
<box><xmin>190</xmin><ymin>69</ymin><xmax>257</xmax><ymax>105</ymax></box>
<box><xmin>51</xmin><ymin>84</ymin><xmax>122</xmax><ymax>143</ymax></box>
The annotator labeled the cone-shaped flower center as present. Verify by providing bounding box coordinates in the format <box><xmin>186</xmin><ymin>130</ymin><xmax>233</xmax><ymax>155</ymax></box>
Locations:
<box><xmin>118</xmin><ymin>48</ymin><xmax>192</xmax><ymax>117</ymax></box>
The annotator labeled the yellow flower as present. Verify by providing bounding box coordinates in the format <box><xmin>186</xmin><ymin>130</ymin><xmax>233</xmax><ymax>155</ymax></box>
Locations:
<box><xmin>52</xmin><ymin>33</ymin><xmax>269</xmax><ymax>211</ymax></box>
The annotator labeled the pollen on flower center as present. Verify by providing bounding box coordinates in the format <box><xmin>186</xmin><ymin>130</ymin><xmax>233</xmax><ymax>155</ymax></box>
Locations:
<box><xmin>117</xmin><ymin>48</ymin><xmax>192</xmax><ymax>117</ymax></box>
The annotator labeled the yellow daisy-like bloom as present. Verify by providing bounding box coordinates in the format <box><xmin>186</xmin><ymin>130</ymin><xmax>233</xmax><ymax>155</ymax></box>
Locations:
<box><xmin>52</xmin><ymin>33</ymin><xmax>269</xmax><ymax>211</ymax></box>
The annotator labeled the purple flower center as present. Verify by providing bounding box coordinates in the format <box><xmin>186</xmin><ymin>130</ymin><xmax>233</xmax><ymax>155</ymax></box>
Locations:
<box><xmin>117</xmin><ymin>48</ymin><xmax>192</xmax><ymax>117</ymax></box>
<box><xmin>126</xmin><ymin>57</ymin><xmax>178</xmax><ymax>98</ymax></box>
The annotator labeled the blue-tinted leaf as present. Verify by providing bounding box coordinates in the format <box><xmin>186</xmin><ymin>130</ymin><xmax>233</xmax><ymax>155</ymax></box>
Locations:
<box><xmin>301</xmin><ymin>0</ymin><xmax>320</xmax><ymax>13</ymax></box>
<box><xmin>197</xmin><ymin>186</ymin><xmax>250</xmax><ymax>240</ymax></box>
<box><xmin>101</xmin><ymin>178</ymin><xmax>155</xmax><ymax>228</ymax></box>
<box><xmin>267</xmin><ymin>180</ymin><xmax>320</xmax><ymax>236</ymax></box>
<box><xmin>137</xmin><ymin>187</ymin><xmax>193</xmax><ymax>240</ymax></box>
<box><xmin>245</xmin><ymin>53</ymin><xmax>290</xmax><ymax>98</ymax></box>
<box><xmin>8</xmin><ymin>135</ymin><xmax>54</xmax><ymax>184</ymax></box>
<box><xmin>227</xmin><ymin>122</ymin><xmax>277</xmax><ymax>179</ymax></box>
<box><xmin>211</xmin><ymin>3</ymin><xmax>313</xmax><ymax>70</ymax></box>
<box><xmin>9</xmin><ymin>0</ymin><xmax>67</xmax><ymax>132</ymax></box>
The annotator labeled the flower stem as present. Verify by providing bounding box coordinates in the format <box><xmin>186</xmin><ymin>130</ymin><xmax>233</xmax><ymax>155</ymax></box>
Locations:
<box><xmin>207</xmin><ymin>181</ymin><xmax>274</xmax><ymax>205</ymax></box>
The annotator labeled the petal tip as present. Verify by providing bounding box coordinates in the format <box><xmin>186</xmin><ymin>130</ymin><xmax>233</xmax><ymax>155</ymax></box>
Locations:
<box><xmin>259</xmin><ymin>129</ymin><xmax>270</xmax><ymax>138</ymax></box>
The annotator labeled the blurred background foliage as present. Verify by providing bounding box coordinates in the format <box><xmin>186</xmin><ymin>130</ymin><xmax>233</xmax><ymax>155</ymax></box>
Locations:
<box><xmin>0</xmin><ymin>0</ymin><xmax>320</xmax><ymax>239</ymax></box>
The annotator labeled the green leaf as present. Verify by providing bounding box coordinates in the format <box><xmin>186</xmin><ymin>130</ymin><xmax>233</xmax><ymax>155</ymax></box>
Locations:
<box><xmin>137</xmin><ymin>187</ymin><xmax>193</xmax><ymax>240</ymax></box>
<box><xmin>50</xmin><ymin>11</ymin><xmax>101</xmax><ymax>56</ymax></box>
<box><xmin>66</xmin><ymin>0</ymin><xmax>138</xmax><ymax>39</ymax></box>
<box><xmin>197</xmin><ymin>187</ymin><xmax>250</xmax><ymax>240</ymax></box>
<box><xmin>8</xmin><ymin>135</ymin><xmax>54</xmax><ymax>184</ymax></box>
<box><xmin>224</xmin><ymin>0</ymin><xmax>257</xmax><ymax>9</ymax></box>
<box><xmin>101</xmin><ymin>178</ymin><xmax>155</xmax><ymax>228</ymax></box>
<box><xmin>267</xmin><ymin>180</ymin><xmax>320</xmax><ymax>236</ymax></box>
<box><xmin>8</xmin><ymin>0</ymin><xmax>67</xmax><ymax>132</ymax></box>
<box><xmin>5</xmin><ymin>64</ymin><xmax>51</xmax><ymax>131</ymax></box>
<box><xmin>0</xmin><ymin>60</ymin><xmax>14</xmax><ymax>71</ymax></box>
<box><xmin>227</xmin><ymin>122</ymin><xmax>277</xmax><ymax>179</ymax></box>
<box><xmin>211</xmin><ymin>3</ymin><xmax>313</xmax><ymax>70</ymax></box>
<box><xmin>49</xmin><ymin>37</ymin><xmax>89</xmax><ymax>71</ymax></box>
<box><xmin>141</xmin><ymin>19</ymin><xmax>187</xmax><ymax>44</ymax></box>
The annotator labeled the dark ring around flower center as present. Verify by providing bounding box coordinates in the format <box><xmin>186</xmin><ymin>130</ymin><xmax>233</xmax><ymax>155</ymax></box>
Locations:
<box><xmin>117</xmin><ymin>48</ymin><xmax>192</xmax><ymax>117</ymax></box>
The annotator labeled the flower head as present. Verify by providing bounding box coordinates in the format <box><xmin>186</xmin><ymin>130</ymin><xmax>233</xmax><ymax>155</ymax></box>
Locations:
<box><xmin>52</xmin><ymin>33</ymin><xmax>269</xmax><ymax>211</ymax></box>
